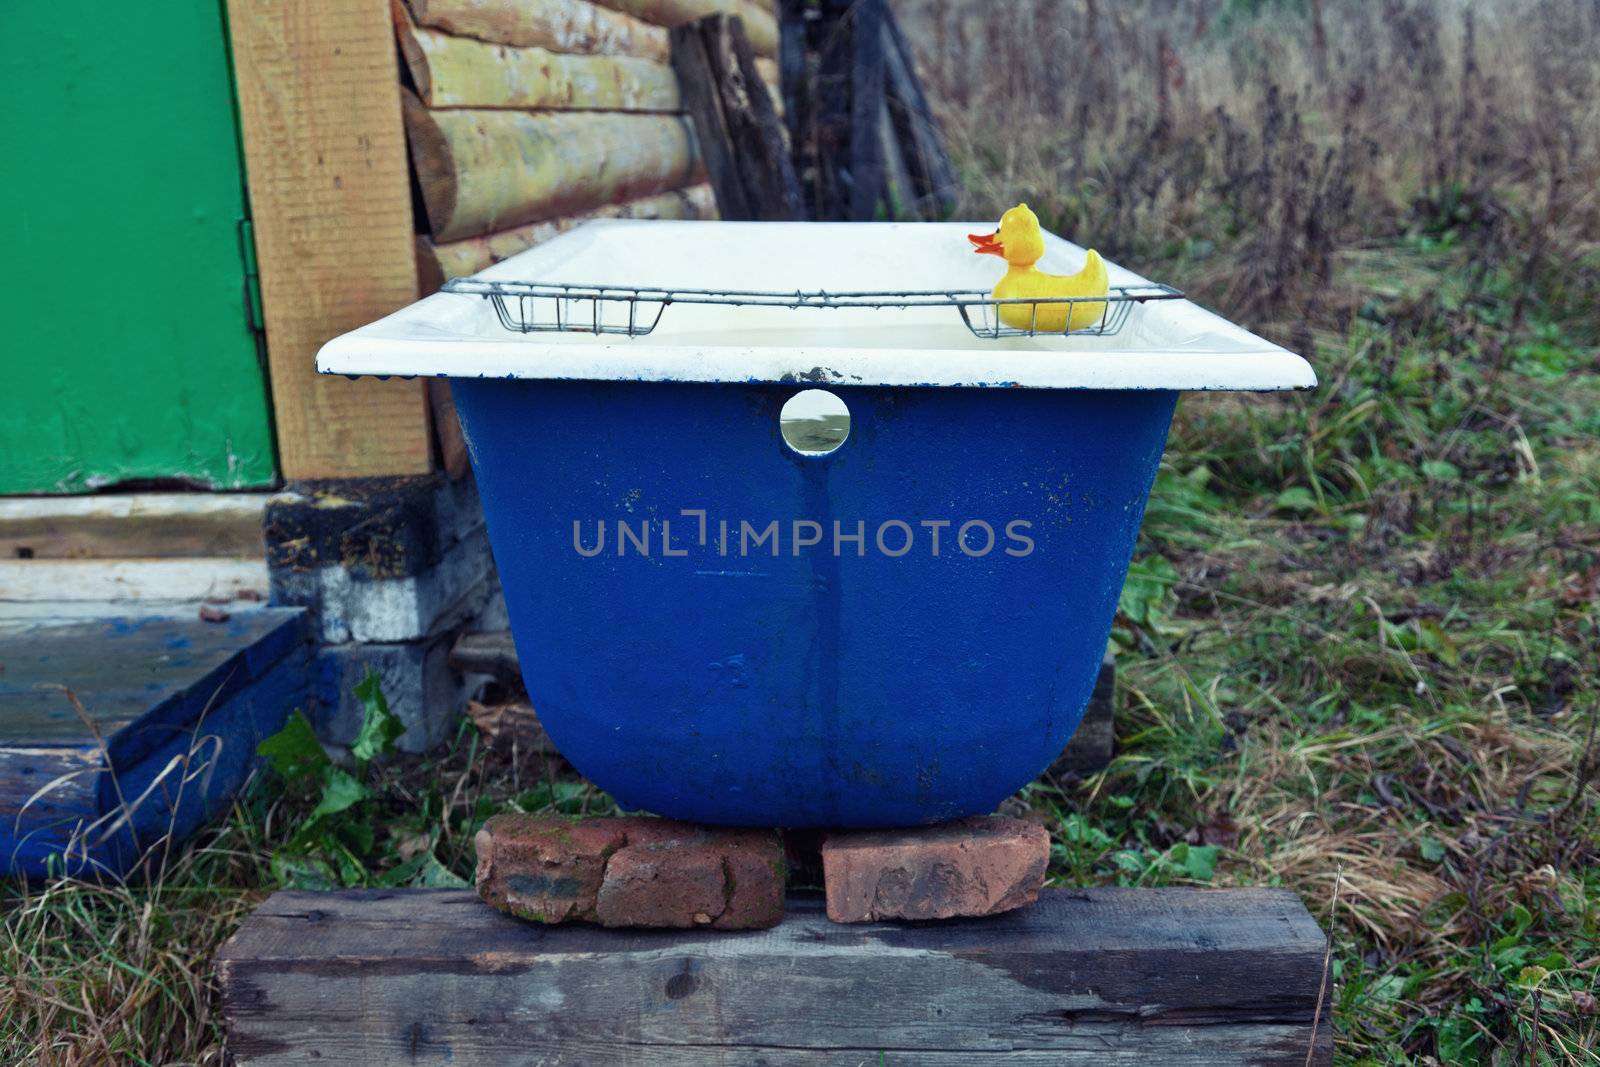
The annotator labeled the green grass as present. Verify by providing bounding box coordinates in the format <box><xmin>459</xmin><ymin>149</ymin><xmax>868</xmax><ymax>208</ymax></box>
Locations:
<box><xmin>1026</xmin><ymin>243</ymin><xmax>1600</xmax><ymax>1063</ymax></box>
<box><xmin>4</xmin><ymin>240</ymin><xmax>1593</xmax><ymax>1065</ymax></box>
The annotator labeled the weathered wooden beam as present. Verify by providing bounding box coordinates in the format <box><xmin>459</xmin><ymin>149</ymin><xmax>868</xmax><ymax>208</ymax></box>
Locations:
<box><xmin>879</xmin><ymin>93</ymin><xmax>915</xmax><ymax>217</ymax></box>
<box><xmin>403</xmin><ymin>90</ymin><xmax>700</xmax><ymax>242</ymax></box>
<box><xmin>403</xmin><ymin>0</ymin><xmax>669</xmax><ymax>61</ymax></box>
<box><xmin>711</xmin><ymin>15</ymin><xmax>804</xmax><ymax>218</ymax></box>
<box><xmin>670</xmin><ymin>15</ymin><xmax>799</xmax><ymax>220</ymax></box>
<box><xmin>882</xmin><ymin>4</ymin><xmax>959</xmax><ymax>218</ymax></box>
<box><xmin>808</xmin><ymin>0</ymin><xmax>853</xmax><ymax>219</ymax></box>
<box><xmin>226</xmin><ymin>0</ymin><xmax>432</xmax><ymax>480</ymax></box>
<box><xmin>220</xmin><ymin>886</ymin><xmax>1332</xmax><ymax>1064</ymax></box>
<box><xmin>668</xmin><ymin>22</ymin><xmax>752</xmax><ymax>219</ymax></box>
<box><xmin>848</xmin><ymin>0</ymin><xmax>887</xmax><ymax>220</ymax></box>
<box><xmin>427</xmin><ymin>380</ymin><xmax>471</xmax><ymax>479</ymax></box>
<box><xmin>591</xmin><ymin>0</ymin><xmax>779</xmax><ymax>55</ymax></box>
<box><xmin>416</xmin><ymin>185</ymin><xmax>716</xmax><ymax>288</ymax></box>
<box><xmin>776</xmin><ymin>0</ymin><xmax>807</xmax><ymax>149</ymax></box>
<box><xmin>1</xmin><ymin>609</ymin><xmax>309</xmax><ymax>879</ymax></box>
<box><xmin>395</xmin><ymin>2</ymin><xmax>680</xmax><ymax>110</ymax></box>
<box><xmin>0</xmin><ymin>493</ymin><xmax>266</xmax><ymax>560</ymax></box>
<box><xmin>448</xmin><ymin>629</ymin><xmax>522</xmax><ymax>680</ymax></box>
<box><xmin>0</xmin><ymin>559</ymin><xmax>269</xmax><ymax>607</ymax></box>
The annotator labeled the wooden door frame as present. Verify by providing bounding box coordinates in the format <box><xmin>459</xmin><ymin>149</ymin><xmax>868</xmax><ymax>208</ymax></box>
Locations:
<box><xmin>226</xmin><ymin>0</ymin><xmax>434</xmax><ymax>480</ymax></box>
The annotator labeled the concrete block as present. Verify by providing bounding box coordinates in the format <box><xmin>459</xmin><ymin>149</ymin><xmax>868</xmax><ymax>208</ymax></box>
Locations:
<box><xmin>267</xmin><ymin>475</ymin><xmax>498</xmax><ymax>645</ymax></box>
<box><xmin>314</xmin><ymin>634</ymin><xmax>464</xmax><ymax>753</ymax></box>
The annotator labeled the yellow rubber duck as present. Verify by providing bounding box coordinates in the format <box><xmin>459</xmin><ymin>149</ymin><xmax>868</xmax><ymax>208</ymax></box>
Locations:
<box><xmin>969</xmin><ymin>203</ymin><xmax>1109</xmax><ymax>332</ymax></box>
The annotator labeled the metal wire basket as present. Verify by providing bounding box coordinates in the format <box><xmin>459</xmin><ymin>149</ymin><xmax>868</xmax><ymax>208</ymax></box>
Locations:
<box><xmin>441</xmin><ymin>277</ymin><xmax>1183</xmax><ymax>340</ymax></box>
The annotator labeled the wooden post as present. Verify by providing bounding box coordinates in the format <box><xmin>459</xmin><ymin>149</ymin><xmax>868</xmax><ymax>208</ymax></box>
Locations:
<box><xmin>809</xmin><ymin>0</ymin><xmax>853</xmax><ymax>219</ymax></box>
<box><xmin>670</xmin><ymin>15</ymin><xmax>802</xmax><ymax>220</ymax></box>
<box><xmin>847</xmin><ymin>0</ymin><xmax>885</xmax><ymax>221</ymax></box>
<box><xmin>227</xmin><ymin>0</ymin><xmax>433</xmax><ymax>480</ymax></box>
<box><xmin>220</xmin><ymin>887</ymin><xmax>1333</xmax><ymax>1064</ymax></box>
<box><xmin>882</xmin><ymin>5</ymin><xmax>959</xmax><ymax>218</ymax></box>
<box><xmin>669</xmin><ymin>22</ymin><xmax>753</xmax><ymax>218</ymax></box>
<box><xmin>776</xmin><ymin>0</ymin><xmax>813</xmax><ymax>217</ymax></box>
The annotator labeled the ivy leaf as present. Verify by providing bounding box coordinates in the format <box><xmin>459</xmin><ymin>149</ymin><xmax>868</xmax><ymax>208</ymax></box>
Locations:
<box><xmin>308</xmin><ymin>767</ymin><xmax>369</xmax><ymax>824</ymax></box>
<box><xmin>376</xmin><ymin>851</ymin><xmax>469</xmax><ymax>889</ymax></box>
<box><xmin>271</xmin><ymin>852</ymin><xmax>339</xmax><ymax>890</ymax></box>
<box><xmin>257</xmin><ymin>710</ymin><xmax>329</xmax><ymax>780</ymax></box>
<box><xmin>351</xmin><ymin>672</ymin><xmax>406</xmax><ymax>764</ymax></box>
<box><xmin>414</xmin><ymin>854</ymin><xmax>470</xmax><ymax>888</ymax></box>
<box><xmin>1119</xmin><ymin>554</ymin><xmax>1180</xmax><ymax>628</ymax></box>
<box><xmin>1181</xmin><ymin>844</ymin><xmax>1221</xmax><ymax>882</ymax></box>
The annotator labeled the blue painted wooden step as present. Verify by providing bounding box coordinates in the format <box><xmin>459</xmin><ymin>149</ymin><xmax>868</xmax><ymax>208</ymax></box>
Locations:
<box><xmin>0</xmin><ymin>608</ymin><xmax>310</xmax><ymax>879</ymax></box>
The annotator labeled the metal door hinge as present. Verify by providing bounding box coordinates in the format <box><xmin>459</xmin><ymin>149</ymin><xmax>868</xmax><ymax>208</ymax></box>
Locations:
<box><xmin>237</xmin><ymin>217</ymin><xmax>265</xmax><ymax>334</ymax></box>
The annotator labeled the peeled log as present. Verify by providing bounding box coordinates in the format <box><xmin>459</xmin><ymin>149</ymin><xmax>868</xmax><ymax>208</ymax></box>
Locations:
<box><xmin>417</xmin><ymin>185</ymin><xmax>717</xmax><ymax>287</ymax></box>
<box><xmin>589</xmin><ymin>1</ymin><xmax>779</xmax><ymax>56</ymax></box>
<box><xmin>397</xmin><ymin>11</ymin><xmax>679</xmax><ymax>110</ymax></box>
<box><xmin>403</xmin><ymin>0</ymin><xmax>668</xmax><ymax>62</ymax></box>
<box><xmin>404</xmin><ymin>92</ymin><xmax>700</xmax><ymax>241</ymax></box>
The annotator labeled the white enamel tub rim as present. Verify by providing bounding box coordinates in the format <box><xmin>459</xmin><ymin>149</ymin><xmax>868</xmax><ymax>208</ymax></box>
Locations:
<box><xmin>317</xmin><ymin>220</ymin><xmax>1318</xmax><ymax>392</ymax></box>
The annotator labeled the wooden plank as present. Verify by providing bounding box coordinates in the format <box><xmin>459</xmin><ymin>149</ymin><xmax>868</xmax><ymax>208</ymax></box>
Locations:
<box><xmin>848</xmin><ymin>0</ymin><xmax>887</xmax><ymax>221</ymax></box>
<box><xmin>809</xmin><ymin>0</ymin><xmax>853</xmax><ymax>220</ymax></box>
<box><xmin>0</xmin><ymin>493</ymin><xmax>266</xmax><ymax>561</ymax></box>
<box><xmin>220</xmin><ymin>887</ymin><xmax>1332</xmax><ymax>1064</ymax></box>
<box><xmin>417</xmin><ymin>185</ymin><xmax>717</xmax><ymax>284</ymax></box>
<box><xmin>448</xmin><ymin>629</ymin><xmax>521</xmax><ymax>680</ymax></box>
<box><xmin>0</xmin><ymin>745</ymin><xmax>102</xmax><ymax>877</ymax></box>
<box><xmin>395</xmin><ymin>2</ymin><xmax>680</xmax><ymax>110</ymax></box>
<box><xmin>668</xmin><ymin>22</ymin><xmax>751</xmax><ymax>219</ymax></box>
<box><xmin>882</xmin><ymin>4</ymin><xmax>959</xmax><ymax>217</ymax></box>
<box><xmin>93</xmin><ymin>647</ymin><xmax>309</xmax><ymax>876</ymax></box>
<box><xmin>227</xmin><ymin>0</ymin><xmax>432</xmax><ymax>480</ymax></box>
<box><xmin>776</xmin><ymin>0</ymin><xmax>812</xmax><ymax>218</ymax></box>
<box><xmin>404</xmin><ymin>91</ymin><xmax>700</xmax><ymax>241</ymax></box>
<box><xmin>404</xmin><ymin>0</ymin><xmax>669</xmax><ymax>61</ymax></box>
<box><xmin>0</xmin><ymin>609</ymin><xmax>307</xmax><ymax>749</ymax></box>
<box><xmin>591</xmin><ymin>0</ymin><xmax>779</xmax><ymax>55</ymax></box>
<box><xmin>0</xmin><ymin>559</ymin><xmax>270</xmax><ymax>607</ymax></box>
<box><xmin>708</xmin><ymin>14</ymin><xmax>804</xmax><ymax>218</ymax></box>
<box><xmin>670</xmin><ymin>16</ymin><xmax>800</xmax><ymax>221</ymax></box>
<box><xmin>427</xmin><ymin>380</ymin><xmax>471</xmax><ymax>479</ymax></box>
<box><xmin>0</xmin><ymin>608</ymin><xmax>310</xmax><ymax>879</ymax></box>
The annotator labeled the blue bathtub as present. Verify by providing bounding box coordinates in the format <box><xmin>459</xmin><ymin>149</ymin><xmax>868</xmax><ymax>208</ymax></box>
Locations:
<box><xmin>320</xmin><ymin>221</ymin><xmax>1314</xmax><ymax>826</ymax></box>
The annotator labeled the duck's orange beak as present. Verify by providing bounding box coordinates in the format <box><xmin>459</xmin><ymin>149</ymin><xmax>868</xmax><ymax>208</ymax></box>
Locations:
<box><xmin>969</xmin><ymin>231</ymin><xmax>1005</xmax><ymax>257</ymax></box>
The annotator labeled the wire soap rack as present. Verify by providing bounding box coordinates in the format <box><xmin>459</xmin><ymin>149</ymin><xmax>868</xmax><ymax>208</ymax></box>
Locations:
<box><xmin>441</xmin><ymin>277</ymin><xmax>1184</xmax><ymax>340</ymax></box>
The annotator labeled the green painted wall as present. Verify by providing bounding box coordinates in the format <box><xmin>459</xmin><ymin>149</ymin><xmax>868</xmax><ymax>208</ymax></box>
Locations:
<box><xmin>0</xmin><ymin>2</ymin><xmax>277</xmax><ymax>493</ymax></box>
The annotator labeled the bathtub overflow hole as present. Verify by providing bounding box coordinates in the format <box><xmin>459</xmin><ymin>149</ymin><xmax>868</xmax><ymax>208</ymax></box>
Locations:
<box><xmin>780</xmin><ymin>389</ymin><xmax>850</xmax><ymax>456</ymax></box>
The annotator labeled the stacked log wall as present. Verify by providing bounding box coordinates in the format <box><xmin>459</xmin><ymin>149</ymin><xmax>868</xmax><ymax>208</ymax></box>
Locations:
<box><xmin>397</xmin><ymin>0</ymin><xmax>778</xmax><ymax>282</ymax></box>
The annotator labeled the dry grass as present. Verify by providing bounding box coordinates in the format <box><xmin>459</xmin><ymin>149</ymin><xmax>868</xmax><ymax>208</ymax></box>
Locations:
<box><xmin>0</xmin><ymin>802</ymin><xmax>272</xmax><ymax>1065</ymax></box>
<box><xmin>900</xmin><ymin>1</ymin><xmax>1600</xmax><ymax>1061</ymax></box>
<box><xmin>5</xmin><ymin>1</ymin><xmax>1600</xmax><ymax>1062</ymax></box>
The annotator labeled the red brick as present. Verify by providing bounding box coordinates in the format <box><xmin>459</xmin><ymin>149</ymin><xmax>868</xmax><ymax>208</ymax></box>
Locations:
<box><xmin>475</xmin><ymin>814</ymin><xmax>785</xmax><ymax>929</ymax></box>
<box><xmin>474</xmin><ymin>813</ymin><xmax>628</xmax><ymax>923</ymax></box>
<box><xmin>821</xmin><ymin>817</ymin><xmax>1050</xmax><ymax>923</ymax></box>
<box><xmin>597</xmin><ymin>826</ymin><xmax>786</xmax><ymax>930</ymax></box>
<box><xmin>595</xmin><ymin>840</ymin><xmax>728</xmax><ymax>928</ymax></box>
